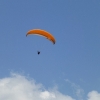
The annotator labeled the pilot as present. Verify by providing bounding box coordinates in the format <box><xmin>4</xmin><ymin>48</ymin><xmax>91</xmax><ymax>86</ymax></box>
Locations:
<box><xmin>37</xmin><ymin>51</ymin><xmax>40</xmax><ymax>55</ymax></box>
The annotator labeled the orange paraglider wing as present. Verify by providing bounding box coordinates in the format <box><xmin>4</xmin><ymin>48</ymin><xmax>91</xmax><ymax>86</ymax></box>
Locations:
<box><xmin>26</xmin><ymin>29</ymin><xmax>56</xmax><ymax>44</ymax></box>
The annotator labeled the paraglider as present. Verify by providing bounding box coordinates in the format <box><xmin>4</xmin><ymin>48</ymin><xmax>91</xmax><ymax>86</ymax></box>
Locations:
<box><xmin>26</xmin><ymin>29</ymin><xmax>56</xmax><ymax>55</ymax></box>
<box><xmin>26</xmin><ymin>29</ymin><xmax>56</xmax><ymax>44</ymax></box>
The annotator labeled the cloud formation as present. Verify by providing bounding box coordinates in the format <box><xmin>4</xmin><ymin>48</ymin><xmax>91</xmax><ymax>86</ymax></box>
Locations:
<box><xmin>0</xmin><ymin>73</ymin><xmax>74</xmax><ymax>100</ymax></box>
<box><xmin>0</xmin><ymin>73</ymin><xmax>100</xmax><ymax>100</ymax></box>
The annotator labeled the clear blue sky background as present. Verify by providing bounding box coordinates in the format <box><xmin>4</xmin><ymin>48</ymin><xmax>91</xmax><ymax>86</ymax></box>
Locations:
<box><xmin>0</xmin><ymin>0</ymin><xmax>100</xmax><ymax>99</ymax></box>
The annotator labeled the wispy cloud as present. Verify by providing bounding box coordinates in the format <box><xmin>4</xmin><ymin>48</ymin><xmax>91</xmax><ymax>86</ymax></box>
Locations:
<box><xmin>65</xmin><ymin>79</ymin><xmax>84</xmax><ymax>100</ymax></box>
<box><xmin>65</xmin><ymin>79</ymin><xmax>100</xmax><ymax>100</ymax></box>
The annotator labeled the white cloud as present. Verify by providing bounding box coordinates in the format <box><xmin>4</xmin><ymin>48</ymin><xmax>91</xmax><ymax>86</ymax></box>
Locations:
<box><xmin>87</xmin><ymin>91</ymin><xmax>100</xmax><ymax>100</ymax></box>
<box><xmin>0</xmin><ymin>73</ymin><xmax>100</xmax><ymax>100</ymax></box>
<box><xmin>0</xmin><ymin>73</ymin><xmax>75</xmax><ymax>100</ymax></box>
<box><xmin>40</xmin><ymin>91</ymin><xmax>56</xmax><ymax>99</ymax></box>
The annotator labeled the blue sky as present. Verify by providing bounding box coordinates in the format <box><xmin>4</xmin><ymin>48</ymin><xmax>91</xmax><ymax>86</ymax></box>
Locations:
<box><xmin>0</xmin><ymin>0</ymin><xmax>100</xmax><ymax>100</ymax></box>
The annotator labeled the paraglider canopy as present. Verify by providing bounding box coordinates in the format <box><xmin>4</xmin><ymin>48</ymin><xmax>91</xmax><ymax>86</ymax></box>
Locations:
<box><xmin>26</xmin><ymin>29</ymin><xmax>56</xmax><ymax>44</ymax></box>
